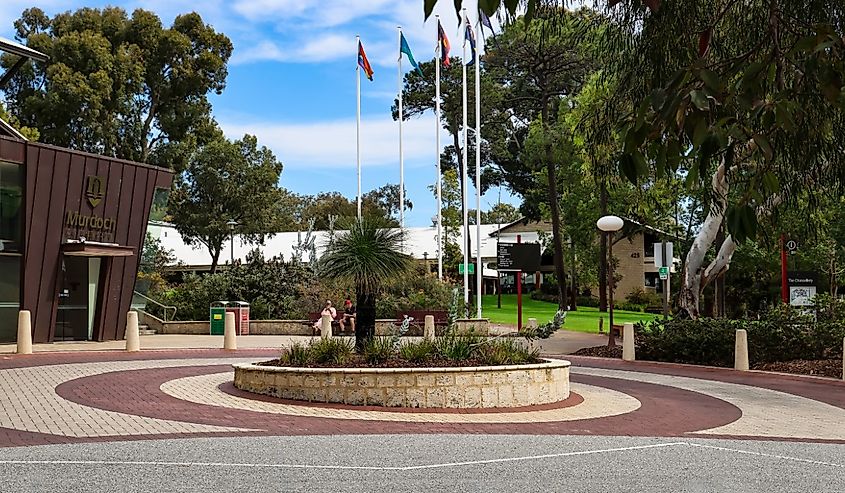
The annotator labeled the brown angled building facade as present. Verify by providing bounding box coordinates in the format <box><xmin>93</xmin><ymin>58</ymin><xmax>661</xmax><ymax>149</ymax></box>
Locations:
<box><xmin>0</xmin><ymin>136</ymin><xmax>172</xmax><ymax>343</ymax></box>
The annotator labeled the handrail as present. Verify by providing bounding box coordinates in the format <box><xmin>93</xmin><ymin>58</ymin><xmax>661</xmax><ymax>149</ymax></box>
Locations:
<box><xmin>132</xmin><ymin>291</ymin><xmax>177</xmax><ymax>321</ymax></box>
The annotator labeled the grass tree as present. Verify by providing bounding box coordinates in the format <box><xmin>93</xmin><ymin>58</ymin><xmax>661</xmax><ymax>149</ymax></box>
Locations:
<box><xmin>320</xmin><ymin>218</ymin><xmax>412</xmax><ymax>351</ymax></box>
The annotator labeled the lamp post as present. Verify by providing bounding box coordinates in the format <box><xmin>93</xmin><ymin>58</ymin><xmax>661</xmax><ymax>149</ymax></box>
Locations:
<box><xmin>597</xmin><ymin>215</ymin><xmax>624</xmax><ymax>347</ymax></box>
<box><xmin>227</xmin><ymin>220</ymin><xmax>238</xmax><ymax>264</ymax></box>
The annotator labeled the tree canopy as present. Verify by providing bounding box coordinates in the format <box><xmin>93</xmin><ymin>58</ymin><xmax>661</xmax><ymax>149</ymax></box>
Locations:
<box><xmin>1</xmin><ymin>7</ymin><xmax>232</xmax><ymax>167</ymax></box>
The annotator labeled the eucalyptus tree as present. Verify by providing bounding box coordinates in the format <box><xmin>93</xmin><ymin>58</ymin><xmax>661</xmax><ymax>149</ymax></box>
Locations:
<box><xmin>1</xmin><ymin>7</ymin><xmax>232</xmax><ymax>167</ymax></box>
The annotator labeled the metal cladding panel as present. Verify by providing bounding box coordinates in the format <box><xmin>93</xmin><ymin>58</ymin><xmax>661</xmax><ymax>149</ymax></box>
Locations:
<box><xmin>15</xmin><ymin>139</ymin><xmax>173</xmax><ymax>343</ymax></box>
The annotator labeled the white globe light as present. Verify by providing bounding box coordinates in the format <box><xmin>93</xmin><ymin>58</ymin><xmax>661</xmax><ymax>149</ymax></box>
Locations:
<box><xmin>596</xmin><ymin>215</ymin><xmax>624</xmax><ymax>232</ymax></box>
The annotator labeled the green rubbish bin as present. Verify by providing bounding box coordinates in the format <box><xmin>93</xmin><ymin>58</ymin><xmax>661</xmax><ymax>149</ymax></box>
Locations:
<box><xmin>210</xmin><ymin>301</ymin><xmax>228</xmax><ymax>335</ymax></box>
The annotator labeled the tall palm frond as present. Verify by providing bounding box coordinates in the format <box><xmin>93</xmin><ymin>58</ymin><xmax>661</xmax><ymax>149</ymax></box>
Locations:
<box><xmin>320</xmin><ymin>217</ymin><xmax>412</xmax><ymax>293</ymax></box>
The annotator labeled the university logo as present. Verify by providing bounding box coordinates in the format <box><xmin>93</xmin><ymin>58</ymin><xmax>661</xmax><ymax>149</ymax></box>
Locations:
<box><xmin>86</xmin><ymin>175</ymin><xmax>105</xmax><ymax>208</ymax></box>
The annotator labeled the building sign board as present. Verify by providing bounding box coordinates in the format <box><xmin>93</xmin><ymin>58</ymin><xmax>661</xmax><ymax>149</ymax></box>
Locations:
<box><xmin>787</xmin><ymin>271</ymin><xmax>816</xmax><ymax>306</ymax></box>
<box><xmin>497</xmin><ymin>243</ymin><xmax>541</xmax><ymax>272</ymax></box>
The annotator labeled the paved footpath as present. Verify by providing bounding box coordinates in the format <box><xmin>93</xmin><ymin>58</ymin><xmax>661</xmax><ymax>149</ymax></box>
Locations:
<box><xmin>0</xmin><ymin>347</ymin><xmax>843</xmax><ymax>492</ymax></box>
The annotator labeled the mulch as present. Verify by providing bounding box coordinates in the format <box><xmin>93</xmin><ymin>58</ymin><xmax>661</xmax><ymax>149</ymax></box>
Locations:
<box><xmin>571</xmin><ymin>345</ymin><xmax>843</xmax><ymax>379</ymax></box>
<box><xmin>572</xmin><ymin>345</ymin><xmax>623</xmax><ymax>358</ymax></box>
<box><xmin>753</xmin><ymin>359</ymin><xmax>843</xmax><ymax>379</ymax></box>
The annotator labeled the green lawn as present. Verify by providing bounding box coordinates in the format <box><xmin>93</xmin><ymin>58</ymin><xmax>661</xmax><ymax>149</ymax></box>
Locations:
<box><xmin>481</xmin><ymin>294</ymin><xmax>660</xmax><ymax>333</ymax></box>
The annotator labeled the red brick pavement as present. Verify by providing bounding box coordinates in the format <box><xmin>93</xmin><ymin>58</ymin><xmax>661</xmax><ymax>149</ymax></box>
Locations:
<box><xmin>1</xmin><ymin>349</ymin><xmax>843</xmax><ymax>448</ymax></box>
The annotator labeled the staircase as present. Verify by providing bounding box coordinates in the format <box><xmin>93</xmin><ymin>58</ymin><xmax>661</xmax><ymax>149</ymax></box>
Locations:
<box><xmin>131</xmin><ymin>291</ymin><xmax>177</xmax><ymax>336</ymax></box>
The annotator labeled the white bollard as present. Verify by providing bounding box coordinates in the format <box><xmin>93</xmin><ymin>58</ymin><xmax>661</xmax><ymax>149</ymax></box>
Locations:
<box><xmin>622</xmin><ymin>322</ymin><xmax>635</xmax><ymax>362</ymax></box>
<box><xmin>16</xmin><ymin>310</ymin><xmax>32</xmax><ymax>355</ymax></box>
<box><xmin>224</xmin><ymin>312</ymin><xmax>237</xmax><ymax>350</ymax></box>
<box><xmin>424</xmin><ymin>315</ymin><xmax>435</xmax><ymax>341</ymax></box>
<box><xmin>734</xmin><ymin>329</ymin><xmax>749</xmax><ymax>371</ymax></box>
<box><xmin>527</xmin><ymin>318</ymin><xmax>538</xmax><ymax>330</ymax></box>
<box><xmin>125</xmin><ymin>311</ymin><xmax>140</xmax><ymax>352</ymax></box>
<box><xmin>321</xmin><ymin>314</ymin><xmax>333</xmax><ymax>339</ymax></box>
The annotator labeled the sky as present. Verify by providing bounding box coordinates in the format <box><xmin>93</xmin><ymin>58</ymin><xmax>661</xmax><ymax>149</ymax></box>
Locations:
<box><xmin>0</xmin><ymin>0</ymin><xmax>521</xmax><ymax>227</ymax></box>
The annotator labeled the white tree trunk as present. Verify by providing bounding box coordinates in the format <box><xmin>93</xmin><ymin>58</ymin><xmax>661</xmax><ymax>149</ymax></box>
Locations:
<box><xmin>679</xmin><ymin>159</ymin><xmax>729</xmax><ymax>318</ymax></box>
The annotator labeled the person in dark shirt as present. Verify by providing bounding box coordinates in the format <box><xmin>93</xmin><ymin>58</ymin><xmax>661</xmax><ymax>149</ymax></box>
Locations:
<box><xmin>339</xmin><ymin>298</ymin><xmax>356</xmax><ymax>334</ymax></box>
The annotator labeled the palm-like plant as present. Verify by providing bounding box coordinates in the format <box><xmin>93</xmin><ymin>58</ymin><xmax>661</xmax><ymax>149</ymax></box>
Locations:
<box><xmin>320</xmin><ymin>217</ymin><xmax>412</xmax><ymax>351</ymax></box>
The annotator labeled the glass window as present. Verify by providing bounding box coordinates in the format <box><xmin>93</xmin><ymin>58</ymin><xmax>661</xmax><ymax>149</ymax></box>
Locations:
<box><xmin>148</xmin><ymin>187</ymin><xmax>170</xmax><ymax>223</ymax></box>
<box><xmin>0</xmin><ymin>161</ymin><xmax>23</xmax><ymax>253</ymax></box>
<box><xmin>0</xmin><ymin>256</ymin><xmax>20</xmax><ymax>342</ymax></box>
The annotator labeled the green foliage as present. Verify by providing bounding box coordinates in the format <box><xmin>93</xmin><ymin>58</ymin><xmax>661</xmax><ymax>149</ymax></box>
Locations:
<box><xmin>320</xmin><ymin>217</ymin><xmax>412</xmax><ymax>295</ymax></box>
<box><xmin>638</xmin><ymin>307</ymin><xmax>845</xmax><ymax>367</ymax></box>
<box><xmin>477</xmin><ymin>339</ymin><xmax>542</xmax><ymax>366</ymax></box>
<box><xmin>309</xmin><ymin>338</ymin><xmax>354</xmax><ymax>365</ymax></box>
<box><xmin>3</xmin><ymin>7</ymin><xmax>231</xmax><ymax>166</ymax></box>
<box><xmin>158</xmin><ymin>251</ymin><xmax>315</xmax><ymax>321</ymax></box>
<box><xmin>435</xmin><ymin>333</ymin><xmax>483</xmax><ymax>361</ymax></box>
<box><xmin>376</xmin><ymin>270</ymin><xmax>453</xmax><ymax>318</ymax></box>
<box><xmin>279</xmin><ymin>342</ymin><xmax>310</xmax><ymax>366</ymax></box>
<box><xmin>398</xmin><ymin>339</ymin><xmax>436</xmax><ymax>363</ymax></box>
<box><xmin>168</xmin><ymin>134</ymin><xmax>288</xmax><ymax>273</ymax></box>
<box><xmin>362</xmin><ymin>337</ymin><xmax>395</xmax><ymax>365</ymax></box>
<box><xmin>625</xmin><ymin>287</ymin><xmax>662</xmax><ymax>308</ymax></box>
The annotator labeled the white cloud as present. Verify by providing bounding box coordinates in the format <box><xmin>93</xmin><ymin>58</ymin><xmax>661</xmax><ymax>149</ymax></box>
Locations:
<box><xmin>219</xmin><ymin>114</ymin><xmax>443</xmax><ymax>170</ymax></box>
<box><xmin>232</xmin><ymin>34</ymin><xmax>351</xmax><ymax>64</ymax></box>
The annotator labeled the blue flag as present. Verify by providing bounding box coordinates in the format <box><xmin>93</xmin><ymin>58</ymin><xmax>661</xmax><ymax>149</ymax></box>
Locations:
<box><xmin>464</xmin><ymin>22</ymin><xmax>477</xmax><ymax>66</ymax></box>
<box><xmin>399</xmin><ymin>32</ymin><xmax>423</xmax><ymax>76</ymax></box>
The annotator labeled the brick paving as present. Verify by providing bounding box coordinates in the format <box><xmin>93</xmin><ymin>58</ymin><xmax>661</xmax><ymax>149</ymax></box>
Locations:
<box><xmin>0</xmin><ymin>348</ymin><xmax>843</xmax><ymax>448</ymax></box>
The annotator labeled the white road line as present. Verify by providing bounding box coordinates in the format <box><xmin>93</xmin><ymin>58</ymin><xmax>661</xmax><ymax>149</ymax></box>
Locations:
<box><xmin>0</xmin><ymin>442</ymin><xmax>686</xmax><ymax>471</ymax></box>
<box><xmin>685</xmin><ymin>442</ymin><xmax>845</xmax><ymax>469</ymax></box>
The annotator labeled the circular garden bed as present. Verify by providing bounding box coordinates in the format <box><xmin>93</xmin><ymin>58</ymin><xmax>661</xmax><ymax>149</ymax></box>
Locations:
<box><xmin>233</xmin><ymin>359</ymin><xmax>571</xmax><ymax>409</ymax></box>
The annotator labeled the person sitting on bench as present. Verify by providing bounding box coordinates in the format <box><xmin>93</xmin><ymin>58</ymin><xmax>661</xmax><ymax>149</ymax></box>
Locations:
<box><xmin>313</xmin><ymin>300</ymin><xmax>336</xmax><ymax>334</ymax></box>
<box><xmin>338</xmin><ymin>298</ymin><xmax>356</xmax><ymax>334</ymax></box>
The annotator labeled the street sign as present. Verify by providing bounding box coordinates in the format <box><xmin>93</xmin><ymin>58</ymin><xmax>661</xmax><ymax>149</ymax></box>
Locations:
<box><xmin>653</xmin><ymin>242</ymin><xmax>674</xmax><ymax>268</ymax></box>
<box><xmin>658</xmin><ymin>266</ymin><xmax>669</xmax><ymax>280</ymax></box>
<box><xmin>786</xmin><ymin>239</ymin><xmax>798</xmax><ymax>254</ymax></box>
<box><xmin>459</xmin><ymin>263</ymin><xmax>475</xmax><ymax>274</ymax></box>
<box><xmin>497</xmin><ymin>243</ymin><xmax>541</xmax><ymax>272</ymax></box>
<box><xmin>787</xmin><ymin>271</ymin><xmax>816</xmax><ymax>286</ymax></box>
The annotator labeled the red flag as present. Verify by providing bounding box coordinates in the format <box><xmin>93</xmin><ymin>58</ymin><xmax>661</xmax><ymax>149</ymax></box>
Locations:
<box><xmin>358</xmin><ymin>40</ymin><xmax>374</xmax><ymax>81</ymax></box>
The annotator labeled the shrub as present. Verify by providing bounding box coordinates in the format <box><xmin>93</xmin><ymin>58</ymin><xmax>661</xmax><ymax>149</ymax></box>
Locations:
<box><xmin>576</xmin><ymin>296</ymin><xmax>600</xmax><ymax>308</ymax></box>
<box><xmin>362</xmin><ymin>337</ymin><xmax>395</xmax><ymax>365</ymax></box>
<box><xmin>399</xmin><ymin>339</ymin><xmax>436</xmax><ymax>363</ymax></box>
<box><xmin>309</xmin><ymin>337</ymin><xmax>354</xmax><ymax>365</ymax></box>
<box><xmin>625</xmin><ymin>287</ymin><xmax>662</xmax><ymax>308</ymax></box>
<box><xmin>636</xmin><ymin>309</ymin><xmax>845</xmax><ymax>367</ymax></box>
<box><xmin>435</xmin><ymin>334</ymin><xmax>483</xmax><ymax>361</ymax></box>
<box><xmin>280</xmin><ymin>342</ymin><xmax>310</xmax><ymax>366</ymax></box>
<box><xmin>477</xmin><ymin>339</ymin><xmax>541</xmax><ymax>366</ymax></box>
<box><xmin>614</xmin><ymin>301</ymin><xmax>645</xmax><ymax>313</ymax></box>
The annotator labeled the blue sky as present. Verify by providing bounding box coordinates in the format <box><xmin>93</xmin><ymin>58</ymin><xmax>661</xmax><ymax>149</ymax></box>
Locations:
<box><xmin>0</xmin><ymin>0</ymin><xmax>521</xmax><ymax>227</ymax></box>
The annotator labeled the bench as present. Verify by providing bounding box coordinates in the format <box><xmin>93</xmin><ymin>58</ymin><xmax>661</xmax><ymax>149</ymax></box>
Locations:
<box><xmin>305</xmin><ymin>312</ymin><xmax>352</xmax><ymax>336</ymax></box>
<box><xmin>396</xmin><ymin>310</ymin><xmax>449</xmax><ymax>335</ymax></box>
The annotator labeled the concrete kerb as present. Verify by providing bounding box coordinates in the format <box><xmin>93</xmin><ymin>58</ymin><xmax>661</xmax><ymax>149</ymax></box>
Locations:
<box><xmin>232</xmin><ymin>358</ymin><xmax>571</xmax><ymax>408</ymax></box>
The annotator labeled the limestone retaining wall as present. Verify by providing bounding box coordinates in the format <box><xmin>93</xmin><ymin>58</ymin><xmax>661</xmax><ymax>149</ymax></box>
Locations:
<box><xmin>233</xmin><ymin>359</ymin><xmax>570</xmax><ymax>409</ymax></box>
<box><xmin>151</xmin><ymin>318</ymin><xmax>489</xmax><ymax>336</ymax></box>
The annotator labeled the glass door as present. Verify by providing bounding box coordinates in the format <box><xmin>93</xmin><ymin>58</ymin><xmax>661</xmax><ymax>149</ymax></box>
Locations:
<box><xmin>56</xmin><ymin>257</ymin><xmax>100</xmax><ymax>341</ymax></box>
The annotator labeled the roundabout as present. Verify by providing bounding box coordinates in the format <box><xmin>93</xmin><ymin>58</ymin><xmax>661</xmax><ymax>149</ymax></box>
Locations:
<box><xmin>1</xmin><ymin>347</ymin><xmax>844</xmax><ymax>491</ymax></box>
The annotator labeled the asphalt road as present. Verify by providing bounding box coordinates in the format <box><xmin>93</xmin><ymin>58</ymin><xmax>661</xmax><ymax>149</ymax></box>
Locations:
<box><xmin>1</xmin><ymin>435</ymin><xmax>843</xmax><ymax>492</ymax></box>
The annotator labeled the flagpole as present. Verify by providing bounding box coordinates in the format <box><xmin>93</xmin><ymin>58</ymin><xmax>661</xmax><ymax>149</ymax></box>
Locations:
<box><xmin>435</xmin><ymin>16</ymin><xmax>443</xmax><ymax>281</ymax></box>
<box><xmin>397</xmin><ymin>26</ymin><xmax>405</xmax><ymax>228</ymax></box>
<box><xmin>356</xmin><ymin>35</ymin><xmax>362</xmax><ymax>219</ymax></box>
<box><xmin>461</xmin><ymin>8</ymin><xmax>469</xmax><ymax>312</ymax></box>
<box><xmin>474</xmin><ymin>21</ymin><xmax>482</xmax><ymax>319</ymax></box>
